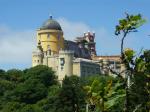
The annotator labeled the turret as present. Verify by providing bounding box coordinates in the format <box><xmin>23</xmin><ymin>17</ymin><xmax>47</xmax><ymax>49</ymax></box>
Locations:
<box><xmin>58</xmin><ymin>50</ymin><xmax>74</xmax><ymax>81</ymax></box>
<box><xmin>32</xmin><ymin>41</ymin><xmax>43</xmax><ymax>67</ymax></box>
<box><xmin>84</xmin><ymin>31</ymin><xmax>96</xmax><ymax>56</ymax></box>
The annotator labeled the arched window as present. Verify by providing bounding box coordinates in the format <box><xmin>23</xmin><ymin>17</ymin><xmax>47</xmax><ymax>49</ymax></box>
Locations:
<box><xmin>47</xmin><ymin>34</ymin><xmax>50</xmax><ymax>39</ymax></box>
<box><xmin>58</xmin><ymin>33</ymin><xmax>60</xmax><ymax>40</ymax></box>
<box><xmin>47</xmin><ymin>45</ymin><xmax>50</xmax><ymax>49</ymax></box>
<box><xmin>38</xmin><ymin>34</ymin><xmax>41</xmax><ymax>40</ymax></box>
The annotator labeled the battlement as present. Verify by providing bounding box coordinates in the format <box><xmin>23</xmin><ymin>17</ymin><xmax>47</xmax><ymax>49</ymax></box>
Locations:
<box><xmin>59</xmin><ymin>50</ymin><xmax>74</xmax><ymax>54</ymax></box>
<box><xmin>74</xmin><ymin>58</ymin><xmax>97</xmax><ymax>63</ymax></box>
<box><xmin>32</xmin><ymin>51</ymin><xmax>43</xmax><ymax>57</ymax></box>
<box><xmin>84</xmin><ymin>31</ymin><xmax>95</xmax><ymax>37</ymax></box>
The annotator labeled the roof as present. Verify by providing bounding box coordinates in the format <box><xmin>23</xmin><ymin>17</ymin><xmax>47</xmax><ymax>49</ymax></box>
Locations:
<box><xmin>40</xmin><ymin>16</ymin><xmax>62</xmax><ymax>31</ymax></box>
<box><xmin>92</xmin><ymin>55</ymin><xmax>121</xmax><ymax>61</ymax></box>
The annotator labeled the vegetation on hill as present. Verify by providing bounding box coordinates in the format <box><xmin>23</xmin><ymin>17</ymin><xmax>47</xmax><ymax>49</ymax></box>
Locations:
<box><xmin>0</xmin><ymin>65</ymin><xmax>149</xmax><ymax>111</ymax></box>
<box><xmin>0</xmin><ymin>65</ymin><xmax>125</xmax><ymax>112</ymax></box>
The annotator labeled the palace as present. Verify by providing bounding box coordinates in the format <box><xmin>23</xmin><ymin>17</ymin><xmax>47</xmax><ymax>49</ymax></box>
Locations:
<box><xmin>32</xmin><ymin>16</ymin><xmax>124</xmax><ymax>81</ymax></box>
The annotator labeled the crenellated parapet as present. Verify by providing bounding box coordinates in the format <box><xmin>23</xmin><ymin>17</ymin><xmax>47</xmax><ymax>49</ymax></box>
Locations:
<box><xmin>59</xmin><ymin>50</ymin><xmax>74</xmax><ymax>55</ymax></box>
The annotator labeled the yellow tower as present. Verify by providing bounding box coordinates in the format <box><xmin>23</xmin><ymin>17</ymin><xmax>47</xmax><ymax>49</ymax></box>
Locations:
<box><xmin>37</xmin><ymin>16</ymin><xmax>64</xmax><ymax>54</ymax></box>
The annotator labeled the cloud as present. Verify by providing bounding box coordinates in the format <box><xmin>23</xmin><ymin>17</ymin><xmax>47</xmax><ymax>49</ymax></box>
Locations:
<box><xmin>57</xmin><ymin>18</ymin><xmax>91</xmax><ymax>40</ymax></box>
<box><xmin>0</xmin><ymin>25</ymin><xmax>35</xmax><ymax>68</ymax></box>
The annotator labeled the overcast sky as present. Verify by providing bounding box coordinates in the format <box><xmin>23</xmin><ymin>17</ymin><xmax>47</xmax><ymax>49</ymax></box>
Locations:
<box><xmin>0</xmin><ymin>0</ymin><xmax>150</xmax><ymax>70</ymax></box>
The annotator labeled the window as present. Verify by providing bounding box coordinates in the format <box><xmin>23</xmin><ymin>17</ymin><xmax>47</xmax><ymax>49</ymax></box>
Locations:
<box><xmin>61</xmin><ymin>66</ymin><xmax>63</xmax><ymax>71</ymax></box>
<box><xmin>60</xmin><ymin>58</ymin><xmax>65</xmax><ymax>71</ymax></box>
<box><xmin>58</xmin><ymin>45</ymin><xmax>60</xmax><ymax>50</ymax></box>
<box><xmin>38</xmin><ymin>34</ymin><xmax>41</xmax><ymax>40</ymax></box>
<box><xmin>47</xmin><ymin>45</ymin><xmax>50</xmax><ymax>49</ymax></box>
<box><xmin>60</xmin><ymin>58</ymin><xmax>65</xmax><ymax>66</ymax></box>
<box><xmin>58</xmin><ymin>34</ymin><xmax>60</xmax><ymax>40</ymax></box>
<box><xmin>47</xmin><ymin>34</ymin><xmax>50</xmax><ymax>39</ymax></box>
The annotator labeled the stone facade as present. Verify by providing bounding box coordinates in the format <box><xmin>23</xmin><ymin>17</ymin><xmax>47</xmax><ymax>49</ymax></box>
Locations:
<box><xmin>73</xmin><ymin>58</ymin><xmax>100</xmax><ymax>77</ymax></box>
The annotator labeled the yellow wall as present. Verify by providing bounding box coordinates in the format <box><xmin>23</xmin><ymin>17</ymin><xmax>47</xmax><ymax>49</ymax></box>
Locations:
<box><xmin>37</xmin><ymin>29</ymin><xmax>64</xmax><ymax>53</ymax></box>
<box><xmin>73</xmin><ymin>63</ymin><xmax>80</xmax><ymax>77</ymax></box>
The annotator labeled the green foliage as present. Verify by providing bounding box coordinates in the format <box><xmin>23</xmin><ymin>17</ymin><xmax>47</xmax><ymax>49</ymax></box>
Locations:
<box><xmin>6</xmin><ymin>69</ymin><xmax>24</xmax><ymax>83</ymax></box>
<box><xmin>115</xmin><ymin>13</ymin><xmax>146</xmax><ymax>62</ymax></box>
<box><xmin>24</xmin><ymin>65</ymin><xmax>57</xmax><ymax>87</ymax></box>
<box><xmin>0</xmin><ymin>63</ymin><xmax>149</xmax><ymax>112</ymax></box>
<box><xmin>0</xmin><ymin>69</ymin><xmax>5</xmax><ymax>76</ymax></box>
<box><xmin>0</xmin><ymin>66</ymin><xmax>86</xmax><ymax>112</ymax></box>
<box><xmin>5</xmin><ymin>79</ymin><xmax>47</xmax><ymax>104</ymax></box>
<box><xmin>115</xmin><ymin>13</ymin><xmax>149</xmax><ymax>111</ymax></box>
<box><xmin>0</xmin><ymin>65</ymin><xmax>58</xmax><ymax>111</ymax></box>
<box><xmin>84</xmin><ymin>76</ymin><xmax>125</xmax><ymax>112</ymax></box>
<box><xmin>0</xmin><ymin>79</ymin><xmax>15</xmax><ymax>96</ymax></box>
<box><xmin>55</xmin><ymin>75</ymin><xmax>86</xmax><ymax>112</ymax></box>
<box><xmin>20</xmin><ymin>104</ymin><xmax>44</xmax><ymax>112</ymax></box>
<box><xmin>127</xmin><ymin>50</ymin><xmax>150</xmax><ymax>111</ymax></box>
<box><xmin>1</xmin><ymin>102</ymin><xmax>23</xmax><ymax>112</ymax></box>
<box><xmin>36</xmin><ymin>85</ymin><xmax>60</xmax><ymax>112</ymax></box>
<box><xmin>118</xmin><ymin>48</ymin><xmax>150</xmax><ymax>111</ymax></box>
<box><xmin>115</xmin><ymin>13</ymin><xmax>146</xmax><ymax>36</ymax></box>
<box><xmin>124</xmin><ymin>48</ymin><xmax>135</xmax><ymax>62</ymax></box>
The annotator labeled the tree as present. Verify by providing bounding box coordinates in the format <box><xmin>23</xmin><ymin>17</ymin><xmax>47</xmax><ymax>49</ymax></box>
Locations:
<box><xmin>55</xmin><ymin>76</ymin><xmax>86</xmax><ymax>112</ymax></box>
<box><xmin>115</xmin><ymin>13</ymin><xmax>146</xmax><ymax>57</ymax></box>
<box><xmin>36</xmin><ymin>85</ymin><xmax>61</xmax><ymax>112</ymax></box>
<box><xmin>0</xmin><ymin>65</ymin><xmax>58</xmax><ymax>112</ymax></box>
<box><xmin>0</xmin><ymin>69</ymin><xmax>5</xmax><ymax>77</ymax></box>
<box><xmin>6</xmin><ymin>69</ymin><xmax>24</xmax><ymax>83</ymax></box>
<box><xmin>124</xmin><ymin>49</ymin><xmax>150</xmax><ymax>111</ymax></box>
<box><xmin>4</xmin><ymin>79</ymin><xmax>47</xmax><ymax>104</ymax></box>
<box><xmin>19</xmin><ymin>104</ymin><xmax>44</xmax><ymax>112</ymax></box>
<box><xmin>0</xmin><ymin>102</ymin><xmax>23</xmax><ymax>112</ymax></box>
<box><xmin>84</xmin><ymin>76</ymin><xmax>125</xmax><ymax>112</ymax></box>
<box><xmin>24</xmin><ymin>65</ymin><xmax>57</xmax><ymax>87</ymax></box>
<box><xmin>115</xmin><ymin>13</ymin><xmax>148</xmax><ymax>111</ymax></box>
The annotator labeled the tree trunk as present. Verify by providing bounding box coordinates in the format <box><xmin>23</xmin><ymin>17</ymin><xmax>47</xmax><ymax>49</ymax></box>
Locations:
<box><xmin>120</xmin><ymin>31</ymin><xmax>130</xmax><ymax>112</ymax></box>
<box><xmin>102</xmin><ymin>98</ymin><xmax>105</xmax><ymax>112</ymax></box>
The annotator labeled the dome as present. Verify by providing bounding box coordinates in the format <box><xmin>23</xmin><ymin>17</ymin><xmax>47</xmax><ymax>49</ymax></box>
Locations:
<box><xmin>40</xmin><ymin>16</ymin><xmax>62</xmax><ymax>31</ymax></box>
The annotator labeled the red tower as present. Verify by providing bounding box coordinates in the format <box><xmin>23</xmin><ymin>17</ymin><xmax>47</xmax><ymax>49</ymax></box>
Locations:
<box><xmin>84</xmin><ymin>31</ymin><xmax>97</xmax><ymax>56</ymax></box>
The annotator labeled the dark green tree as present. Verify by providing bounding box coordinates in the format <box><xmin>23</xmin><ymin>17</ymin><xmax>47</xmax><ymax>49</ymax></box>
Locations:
<box><xmin>0</xmin><ymin>69</ymin><xmax>5</xmax><ymax>77</ymax></box>
<box><xmin>0</xmin><ymin>65</ymin><xmax>58</xmax><ymax>112</ymax></box>
<box><xmin>0</xmin><ymin>101</ymin><xmax>23</xmax><ymax>112</ymax></box>
<box><xmin>124</xmin><ymin>49</ymin><xmax>150</xmax><ymax>111</ymax></box>
<box><xmin>24</xmin><ymin>65</ymin><xmax>57</xmax><ymax>87</ymax></box>
<box><xmin>36</xmin><ymin>85</ymin><xmax>61</xmax><ymax>112</ymax></box>
<box><xmin>6</xmin><ymin>69</ymin><xmax>24</xmax><ymax>83</ymax></box>
<box><xmin>55</xmin><ymin>75</ymin><xmax>86</xmax><ymax>112</ymax></box>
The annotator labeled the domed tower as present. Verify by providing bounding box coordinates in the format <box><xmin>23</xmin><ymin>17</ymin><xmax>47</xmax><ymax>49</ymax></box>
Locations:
<box><xmin>37</xmin><ymin>16</ymin><xmax>64</xmax><ymax>54</ymax></box>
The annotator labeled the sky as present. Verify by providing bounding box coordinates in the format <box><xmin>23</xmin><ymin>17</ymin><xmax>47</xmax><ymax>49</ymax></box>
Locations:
<box><xmin>0</xmin><ymin>0</ymin><xmax>150</xmax><ymax>70</ymax></box>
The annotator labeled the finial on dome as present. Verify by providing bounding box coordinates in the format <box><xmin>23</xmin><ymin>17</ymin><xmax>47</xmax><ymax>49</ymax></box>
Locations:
<box><xmin>49</xmin><ymin>14</ymin><xmax>53</xmax><ymax>19</ymax></box>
